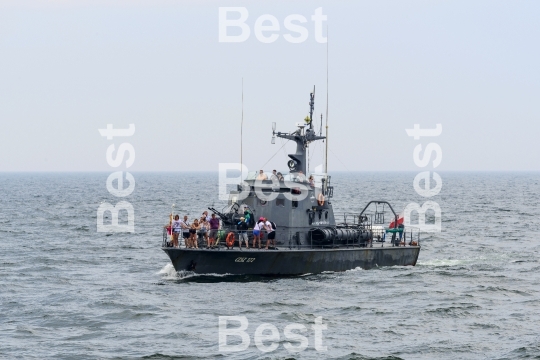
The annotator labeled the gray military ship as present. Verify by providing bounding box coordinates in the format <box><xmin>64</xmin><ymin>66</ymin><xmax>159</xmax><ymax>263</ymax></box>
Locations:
<box><xmin>162</xmin><ymin>88</ymin><xmax>420</xmax><ymax>275</ymax></box>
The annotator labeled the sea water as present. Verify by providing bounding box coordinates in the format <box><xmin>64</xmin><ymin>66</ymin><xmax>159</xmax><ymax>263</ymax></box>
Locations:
<box><xmin>1</xmin><ymin>172</ymin><xmax>539</xmax><ymax>359</ymax></box>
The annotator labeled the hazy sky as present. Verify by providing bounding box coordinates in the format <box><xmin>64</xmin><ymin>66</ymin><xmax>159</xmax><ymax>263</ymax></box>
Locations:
<box><xmin>1</xmin><ymin>0</ymin><xmax>539</xmax><ymax>172</ymax></box>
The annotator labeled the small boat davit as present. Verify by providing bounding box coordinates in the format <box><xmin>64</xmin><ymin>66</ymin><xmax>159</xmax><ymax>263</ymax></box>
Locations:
<box><xmin>161</xmin><ymin>87</ymin><xmax>421</xmax><ymax>275</ymax></box>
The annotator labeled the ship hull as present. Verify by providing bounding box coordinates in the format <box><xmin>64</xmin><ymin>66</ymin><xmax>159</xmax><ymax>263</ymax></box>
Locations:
<box><xmin>162</xmin><ymin>246</ymin><xmax>420</xmax><ymax>275</ymax></box>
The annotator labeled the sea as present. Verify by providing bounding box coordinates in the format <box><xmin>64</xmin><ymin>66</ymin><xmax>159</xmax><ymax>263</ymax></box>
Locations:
<box><xmin>1</xmin><ymin>172</ymin><xmax>539</xmax><ymax>360</ymax></box>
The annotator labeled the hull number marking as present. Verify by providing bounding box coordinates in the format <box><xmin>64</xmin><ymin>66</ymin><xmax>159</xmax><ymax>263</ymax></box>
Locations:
<box><xmin>235</xmin><ymin>257</ymin><xmax>255</xmax><ymax>263</ymax></box>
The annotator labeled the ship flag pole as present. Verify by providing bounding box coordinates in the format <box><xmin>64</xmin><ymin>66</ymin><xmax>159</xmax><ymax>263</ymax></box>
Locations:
<box><xmin>170</xmin><ymin>203</ymin><xmax>175</xmax><ymax>241</ymax></box>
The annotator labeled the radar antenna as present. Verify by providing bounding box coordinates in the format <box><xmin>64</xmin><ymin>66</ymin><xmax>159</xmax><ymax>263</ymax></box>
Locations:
<box><xmin>309</xmin><ymin>86</ymin><xmax>315</xmax><ymax>129</ymax></box>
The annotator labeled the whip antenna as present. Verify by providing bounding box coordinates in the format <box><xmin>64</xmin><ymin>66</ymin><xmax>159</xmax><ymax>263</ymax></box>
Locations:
<box><xmin>324</xmin><ymin>26</ymin><xmax>329</xmax><ymax>176</ymax></box>
<box><xmin>241</xmin><ymin>77</ymin><xmax>244</xmax><ymax>181</ymax></box>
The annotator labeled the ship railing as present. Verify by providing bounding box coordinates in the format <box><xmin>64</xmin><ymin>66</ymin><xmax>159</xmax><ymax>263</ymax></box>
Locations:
<box><xmin>162</xmin><ymin>226</ymin><xmax>190</xmax><ymax>248</ymax></box>
<box><xmin>335</xmin><ymin>212</ymin><xmax>421</xmax><ymax>243</ymax></box>
<box><xmin>372</xmin><ymin>226</ymin><xmax>421</xmax><ymax>247</ymax></box>
<box><xmin>162</xmin><ymin>228</ymin><xmax>282</xmax><ymax>249</ymax></box>
<box><xmin>298</xmin><ymin>225</ymin><xmax>421</xmax><ymax>250</ymax></box>
<box><xmin>335</xmin><ymin>212</ymin><xmax>391</xmax><ymax>228</ymax></box>
<box><xmin>161</xmin><ymin>227</ymin><xmax>420</xmax><ymax>249</ymax></box>
<box><xmin>335</xmin><ymin>212</ymin><xmax>367</xmax><ymax>226</ymax></box>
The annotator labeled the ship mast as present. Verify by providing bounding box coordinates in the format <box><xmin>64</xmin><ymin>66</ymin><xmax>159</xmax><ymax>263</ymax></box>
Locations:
<box><xmin>274</xmin><ymin>87</ymin><xmax>325</xmax><ymax>175</ymax></box>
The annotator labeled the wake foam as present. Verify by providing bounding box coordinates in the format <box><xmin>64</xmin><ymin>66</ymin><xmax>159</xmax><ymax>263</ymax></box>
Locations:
<box><xmin>157</xmin><ymin>264</ymin><xmax>180</xmax><ymax>280</ymax></box>
<box><xmin>418</xmin><ymin>259</ymin><xmax>464</xmax><ymax>267</ymax></box>
<box><xmin>157</xmin><ymin>264</ymin><xmax>232</xmax><ymax>280</ymax></box>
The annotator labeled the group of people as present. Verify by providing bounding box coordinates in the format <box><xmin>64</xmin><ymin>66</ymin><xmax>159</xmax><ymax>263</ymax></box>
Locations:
<box><xmin>235</xmin><ymin>216</ymin><xmax>277</xmax><ymax>250</ymax></box>
<box><xmin>256</xmin><ymin>169</ymin><xmax>315</xmax><ymax>186</ymax></box>
<box><xmin>166</xmin><ymin>211</ymin><xmax>278</xmax><ymax>250</ymax></box>
<box><xmin>168</xmin><ymin>211</ymin><xmax>220</xmax><ymax>249</ymax></box>
<box><xmin>256</xmin><ymin>169</ymin><xmax>284</xmax><ymax>181</ymax></box>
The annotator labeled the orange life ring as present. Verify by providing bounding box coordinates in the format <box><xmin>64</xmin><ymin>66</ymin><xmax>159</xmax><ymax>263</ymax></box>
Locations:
<box><xmin>317</xmin><ymin>193</ymin><xmax>325</xmax><ymax>206</ymax></box>
<box><xmin>226</xmin><ymin>232</ymin><xmax>235</xmax><ymax>247</ymax></box>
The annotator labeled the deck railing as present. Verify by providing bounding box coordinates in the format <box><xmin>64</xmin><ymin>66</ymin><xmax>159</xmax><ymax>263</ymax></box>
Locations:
<box><xmin>162</xmin><ymin>226</ymin><xmax>420</xmax><ymax>250</ymax></box>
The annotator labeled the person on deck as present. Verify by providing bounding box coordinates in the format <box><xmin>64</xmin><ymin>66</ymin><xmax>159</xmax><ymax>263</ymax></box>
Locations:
<box><xmin>180</xmin><ymin>215</ymin><xmax>190</xmax><ymax>248</ymax></box>
<box><xmin>252</xmin><ymin>218</ymin><xmax>264</xmax><ymax>249</ymax></box>
<box><xmin>256</xmin><ymin>170</ymin><xmax>268</xmax><ymax>180</ymax></box>
<box><xmin>209</xmin><ymin>213</ymin><xmax>220</xmax><ymax>248</ymax></box>
<box><xmin>171</xmin><ymin>215</ymin><xmax>181</xmax><ymax>247</ymax></box>
<box><xmin>202</xmin><ymin>211</ymin><xmax>211</xmax><ymax>222</ymax></box>
<box><xmin>199</xmin><ymin>216</ymin><xmax>210</xmax><ymax>248</ymax></box>
<box><xmin>264</xmin><ymin>218</ymin><xmax>277</xmax><ymax>250</ymax></box>
<box><xmin>258</xmin><ymin>217</ymin><xmax>267</xmax><ymax>247</ymax></box>
<box><xmin>398</xmin><ymin>223</ymin><xmax>405</xmax><ymax>243</ymax></box>
<box><xmin>243</xmin><ymin>208</ymin><xmax>252</xmax><ymax>227</ymax></box>
<box><xmin>164</xmin><ymin>214</ymin><xmax>173</xmax><ymax>247</ymax></box>
<box><xmin>189</xmin><ymin>219</ymin><xmax>200</xmax><ymax>249</ymax></box>
<box><xmin>308</xmin><ymin>175</ymin><xmax>315</xmax><ymax>187</ymax></box>
<box><xmin>237</xmin><ymin>217</ymin><xmax>249</xmax><ymax>249</ymax></box>
<box><xmin>296</xmin><ymin>170</ymin><xmax>307</xmax><ymax>183</ymax></box>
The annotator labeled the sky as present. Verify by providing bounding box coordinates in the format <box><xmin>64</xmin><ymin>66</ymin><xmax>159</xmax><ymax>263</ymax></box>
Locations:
<box><xmin>1</xmin><ymin>0</ymin><xmax>539</xmax><ymax>172</ymax></box>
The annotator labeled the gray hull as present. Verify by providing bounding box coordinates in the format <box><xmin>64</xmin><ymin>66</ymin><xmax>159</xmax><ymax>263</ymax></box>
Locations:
<box><xmin>162</xmin><ymin>246</ymin><xmax>420</xmax><ymax>275</ymax></box>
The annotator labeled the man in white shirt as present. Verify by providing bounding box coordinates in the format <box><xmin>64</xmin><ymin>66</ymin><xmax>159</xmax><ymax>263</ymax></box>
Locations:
<box><xmin>202</xmin><ymin>211</ymin><xmax>212</xmax><ymax>222</ymax></box>
<box><xmin>263</xmin><ymin>217</ymin><xmax>277</xmax><ymax>250</ymax></box>
<box><xmin>256</xmin><ymin>170</ymin><xmax>268</xmax><ymax>180</ymax></box>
